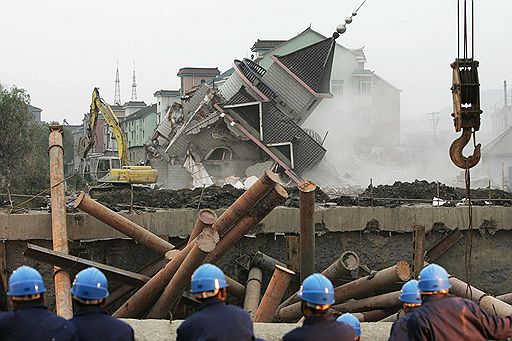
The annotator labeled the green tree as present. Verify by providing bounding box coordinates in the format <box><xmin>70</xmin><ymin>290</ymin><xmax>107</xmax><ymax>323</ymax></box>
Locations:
<box><xmin>0</xmin><ymin>85</ymin><xmax>50</xmax><ymax>194</ymax></box>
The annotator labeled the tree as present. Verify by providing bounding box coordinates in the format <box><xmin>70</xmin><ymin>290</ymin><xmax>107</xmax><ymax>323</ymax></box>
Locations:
<box><xmin>0</xmin><ymin>85</ymin><xmax>50</xmax><ymax>194</ymax></box>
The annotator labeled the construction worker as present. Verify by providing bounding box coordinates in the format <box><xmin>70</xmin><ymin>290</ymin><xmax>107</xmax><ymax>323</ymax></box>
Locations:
<box><xmin>176</xmin><ymin>263</ymin><xmax>257</xmax><ymax>341</ymax></box>
<box><xmin>407</xmin><ymin>263</ymin><xmax>512</xmax><ymax>340</ymax></box>
<box><xmin>388</xmin><ymin>279</ymin><xmax>421</xmax><ymax>341</ymax></box>
<box><xmin>337</xmin><ymin>313</ymin><xmax>361</xmax><ymax>340</ymax></box>
<box><xmin>282</xmin><ymin>273</ymin><xmax>355</xmax><ymax>341</ymax></box>
<box><xmin>0</xmin><ymin>265</ymin><xmax>78</xmax><ymax>340</ymax></box>
<box><xmin>70</xmin><ymin>267</ymin><xmax>134</xmax><ymax>341</ymax></box>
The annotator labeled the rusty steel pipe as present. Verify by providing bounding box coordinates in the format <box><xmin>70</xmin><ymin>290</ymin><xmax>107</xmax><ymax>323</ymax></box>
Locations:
<box><xmin>114</xmin><ymin>185</ymin><xmax>286</xmax><ymax>318</ymax></box>
<box><xmin>244</xmin><ymin>267</ymin><xmax>263</xmax><ymax>318</ymax></box>
<box><xmin>251</xmin><ymin>251</ymin><xmax>286</xmax><ymax>274</ymax></box>
<box><xmin>148</xmin><ymin>228</ymin><xmax>219</xmax><ymax>319</ymax></box>
<box><xmin>497</xmin><ymin>293</ymin><xmax>512</xmax><ymax>305</ymax></box>
<box><xmin>73</xmin><ymin>192</ymin><xmax>175</xmax><ymax>255</ymax></box>
<box><xmin>254</xmin><ymin>265</ymin><xmax>295</xmax><ymax>322</ymax></box>
<box><xmin>48</xmin><ymin>125</ymin><xmax>73</xmax><ymax>318</ymax></box>
<box><xmin>299</xmin><ymin>181</ymin><xmax>316</xmax><ymax>282</ymax></box>
<box><xmin>278</xmin><ymin>251</ymin><xmax>361</xmax><ymax>310</ymax></box>
<box><xmin>187</xmin><ymin>209</ymin><xmax>216</xmax><ymax>245</ymax></box>
<box><xmin>276</xmin><ymin>261</ymin><xmax>411</xmax><ymax>322</ymax></box>
<box><xmin>449</xmin><ymin>276</ymin><xmax>512</xmax><ymax>316</ymax></box>
<box><xmin>114</xmin><ymin>240</ymin><xmax>196</xmax><ymax>318</ymax></box>
<box><xmin>351</xmin><ymin>309</ymin><xmax>397</xmax><ymax>322</ymax></box>
<box><xmin>333</xmin><ymin>291</ymin><xmax>402</xmax><ymax>314</ymax></box>
<box><xmin>212</xmin><ymin>170</ymin><xmax>279</xmax><ymax>236</ymax></box>
<box><xmin>204</xmin><ymin>184</ymin><xmax>288</xmax><ymax>264</ymax></box>
<box><xmin>226</xmin><ymin>276</ymin><xmax>246</xmax><ymax>300</ymax></box>
<box><xmin>412</xmin><ymin>224</ymin><xmax>426</xmax><ymax>279</ymax></box>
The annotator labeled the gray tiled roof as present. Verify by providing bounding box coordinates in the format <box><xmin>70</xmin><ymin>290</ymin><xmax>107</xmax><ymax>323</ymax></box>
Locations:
<box><xmin>177</xmin><ymin>67</ymin><xmax>220</xmax><ymax>77</ymax></box>
<box><xmin>275</xmin><ymin>37</ymin><xmax>336</xmax><ymax>94</ymax></box>
<box><xmin>251</xmin><ymin>39</ymin><xmax>286</xmax><ymax>51</ymax></box>
<box><xmin>123</xmin><ymin>104</ymin><xmax>157</xmax><ymax>122</ymax></box>
<box><xmin>224</xmin><ymin>86</ymin><xmax>257</xmax><ymax>106</ymax></box>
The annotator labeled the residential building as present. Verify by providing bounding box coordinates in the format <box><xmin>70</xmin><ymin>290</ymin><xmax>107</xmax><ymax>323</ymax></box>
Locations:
<box><xmin>250</xmin><ymin>28</ymin><xmax>401</xmax><ymax>174</ymax></box>
<box><xmin>481</xmin><ymin>127</ymin><xmax>512</xmax><ymax>191</ymax></box>
<box><xmin>154</xmin><ymin>89</ymin><xmax>180</xmax><ymax>123</ymax></box>
<box><xmin>122</xmin><ymin>104</ymin><xmax>158</xmax><ymax>163</ymax></box>
<box><xmin>250</xmin><ymin>39</ymin><xmax>286</xmax><ymax>59</ymax></box>
<box><xmin>177</xmin><ymin>67</ymin><xmax>220</xmax><ymax>95</ymax></box>
<box><xmin>28</xmin><ymin>104</ymin><xmax>42</xmax><ymax>122</ymax></box>
<box><xmin>150</xmin><ymin>36</ymin><xmax>335</xmax><ymax>188</ymax></box>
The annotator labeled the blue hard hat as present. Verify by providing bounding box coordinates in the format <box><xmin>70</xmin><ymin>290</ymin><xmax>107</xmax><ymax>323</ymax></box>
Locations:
<box><xmin>190</xmin><ymin>264</ymin><xmax>228</xmax><ymax>293</ymax></box>
<box><xmin>400</xmin><ymin>279</ymin><xmax>422</xmax><ymax>304</ymax></box>
<box><xmin>298</xmin><ymin>273</ymin><xmax>335</xmax><ymax>305</ymax></box>
<box><xmin>418</xmin><ymin>264</ymin><xmax>451</xmax><ymax>292</ymax></box>
<box><xmin>337</xmin><ymin>313</ymin><xmax>361</xmax><ymax>336</ymax></box>
<box><xmin>8</xmin><ymin>266</ymin><xmax>46</xmax><ymax>297</ymax></box>
<box><xmin>71</xmin><ymin>267</ymin><xmax>109</xmax><ymax>300</ymax></box>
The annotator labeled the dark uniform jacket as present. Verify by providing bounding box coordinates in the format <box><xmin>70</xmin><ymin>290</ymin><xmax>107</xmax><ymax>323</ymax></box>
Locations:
<box><xmin>177</xmin><ymin>298</ymin><xmax>256</xmax><ymax>341</ymax></box>
<box><xmin>282</xmin><ymin>314</ymin><xmax>355</xmax><ymax>341</ymax></box>
<box><xmin>70</xmin><ymin>305</ymin><xmax>134</xmax><ymax>341</ymax></box>
<box><xmin>0</xmin><ymin>300</ymin><xmax>78</xmax><ymax>341</ymax></box>
<box><xmin>407</xmin><ymin>295</ymin><xmax>512</xmax><ymax>341</ymax></box>
<box><xmin>388</xmin><ymin>312</ymin><xmax>413</xmax><ymax>341</ymax></box>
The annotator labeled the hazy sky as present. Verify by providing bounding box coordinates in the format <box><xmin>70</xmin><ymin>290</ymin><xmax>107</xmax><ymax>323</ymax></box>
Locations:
<box><xmin>1</xmin><ymin>0</ymin><xmax>511</xmax><ymax>125</ymax></box>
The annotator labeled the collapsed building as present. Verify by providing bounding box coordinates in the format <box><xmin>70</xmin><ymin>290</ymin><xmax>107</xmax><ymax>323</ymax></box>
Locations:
<box><xmin>147</xmin><ymin>37</ymin><xmax>338</xmax><ymax>188</ymax></box>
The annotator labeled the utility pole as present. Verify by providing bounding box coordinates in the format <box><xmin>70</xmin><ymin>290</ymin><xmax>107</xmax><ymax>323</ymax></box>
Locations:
<box><xmin>426</xmin><ymin>112</ymin><xmax>440</xmax><ymax>157</ymax></box>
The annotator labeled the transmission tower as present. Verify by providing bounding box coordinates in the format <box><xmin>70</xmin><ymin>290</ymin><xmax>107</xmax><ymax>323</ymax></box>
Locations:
<box><xmin>131</xmin><ymin>61</ymin><xmax>137</xmax><ymax>101</ymax></box>
<box><xmin>114</xmin><ymin>61</ymin><xmax>121</xmax><ymax>105</ymax></box>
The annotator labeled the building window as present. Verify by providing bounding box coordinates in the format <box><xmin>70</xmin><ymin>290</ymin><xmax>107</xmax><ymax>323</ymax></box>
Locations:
<box><xmin>360</xmin><ymin>112</ymin><xmax>372</xmax><ymax>127</ymax></box>
<box><xmin>359</xmin><ymin>80</ymin><xmax>373</xmax><ymax>96</ymax></box>
<box><xmin>205</xmin><ymin>147</ymin><xmax>233</xmax><ymax>161</ymax></box>
<box><xmin>331</xmin><ymin>80</ymin><xmax>344</xmax><ymax>95</ymax></box>
<box><xmin>307</xmin><ymin>99</ymin><xmax>317</xmax><ymax>111</ymax></box>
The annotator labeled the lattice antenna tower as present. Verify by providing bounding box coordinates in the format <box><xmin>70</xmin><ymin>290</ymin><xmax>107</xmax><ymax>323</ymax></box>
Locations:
<box><xmin>114</xmin><ymin>60</ymin><xmax>121</xmax><ymax>105</ymax></box>
<box><xmin>131</xmin><ymin>61</ymin><xmax>137</xmax><ymax>100</ymax></box>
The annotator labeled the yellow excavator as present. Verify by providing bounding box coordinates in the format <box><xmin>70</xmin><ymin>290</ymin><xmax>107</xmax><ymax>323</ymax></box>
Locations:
<box><xmin>79</xmin><ymin>88</ymin><xmax>158</xmax><ymax>185</ymax></box>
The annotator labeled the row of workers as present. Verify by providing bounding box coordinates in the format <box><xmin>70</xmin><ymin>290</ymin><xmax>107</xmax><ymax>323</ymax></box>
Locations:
<box><xmin>2</xmin><ymin>262</ymin><xmax>512</xmax><ymax>340</ymax></box>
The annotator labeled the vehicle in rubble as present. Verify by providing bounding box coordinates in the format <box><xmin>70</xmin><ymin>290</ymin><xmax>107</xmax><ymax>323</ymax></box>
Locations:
<box><xmin>78</xmin><ymin>88</ymin><xmax>158</xmax><ymax>188</ymax></box>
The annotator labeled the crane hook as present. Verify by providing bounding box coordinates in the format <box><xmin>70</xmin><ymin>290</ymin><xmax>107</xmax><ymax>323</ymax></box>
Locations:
<box><xmin>449</xmin><ymin>127</ymin><xmax>481</xmax><ymax>169</ymax></box>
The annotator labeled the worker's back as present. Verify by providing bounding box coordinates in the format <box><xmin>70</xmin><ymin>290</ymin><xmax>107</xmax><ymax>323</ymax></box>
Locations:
<box><xmin>407</xmin><ymin>295</ymin><xmax>512</xmax><ymax>341</ymax></box>
<box><xmin>177</xmin><ymin>297</ymin><xmax>255</xmax><ymax>341</ymax></box>
<box><xmin>70</xmin><ymin>305</ymin><xmax>134</xmax><ymax>341</ymax></box>
<box><xmin>0</xmin><ymin>300</ymin><xmax>77</xmax><ymax>341</ymax></box>
<box><xmin>283</xmin><ymin>315</ymin><xmax>355</xmax><ymax>341</ymax></box>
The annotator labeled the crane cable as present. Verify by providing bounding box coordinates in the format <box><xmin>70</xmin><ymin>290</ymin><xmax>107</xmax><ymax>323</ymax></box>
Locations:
<box><xmin>458</xmin><ymin>0</ymin><xmax>475</xmax><ymax>298</ymax></box>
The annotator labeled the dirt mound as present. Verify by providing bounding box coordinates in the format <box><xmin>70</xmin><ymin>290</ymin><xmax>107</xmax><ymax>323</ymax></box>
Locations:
<box><xmin>359</xmin><ymin>180</ymin><xmax>512</xmax><ymax>203</ymax></box>
<box><xmin>92</xmin><ymin>185</ymin><xmax>245</xmax><ymax>210</ymax></box>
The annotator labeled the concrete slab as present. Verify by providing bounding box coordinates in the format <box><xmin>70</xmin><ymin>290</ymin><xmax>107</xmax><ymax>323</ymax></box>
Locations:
<box><xmin>123</xmin><ymin>319</ymin><xmax>393</xmax><ymax>341</ymax></box>
<box><xmin>1</xmin><ymin>206</ymin><xmax>511</xmax><ymax>240</ymax></box>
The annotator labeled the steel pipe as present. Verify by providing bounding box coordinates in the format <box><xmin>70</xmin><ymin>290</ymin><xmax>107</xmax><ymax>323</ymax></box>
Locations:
<box><xmin>204</xmin><ymin>184</ymin><xmax>288</xmax><ymax>264</ymax></box>
<box><xmin>254</xmin><ymin>265</ymin><xmax>295</xmax><ymax>322</ymax></box>
<box><xmin>148</xmin><ymin>227</ymin><xmax>219</xmax><ymax>319</ymax></box>
<box><xmin>497</xmin><ymin>293</ymin><xmax>512</xmax><ymax>305</ymax></box>
<box><xmin>73</xmin><ymin>192</ymin><xmax>175</xmax><ymax>255</ymax></box>
<box><xmin>114</xmin><ymin>184</ymin><xmax>286</xmax><ymax>318</ymax></box>
<box><xmin>187</xmin><ymin>209</ymin><xmax>216</xmax><ymax>245</ymax></box>
<box><xmin>333</xmin><ymin>291</ymin><xmax>402</xmax><ymax>313</ymax></box>
<box><xmin>449</xmin><ymin>276</ymin><xmax>512</xmax><ymax>316</ymax></box>
<box><xmin>251</xmin><ymin>251</ymin><xmax>286</xmax><ymax>274</ymax></box>
<box><xmin>212</xmin><ymin>170</ymin><xmax>279</xmax><ymax>236</ymax></box>
<box><xmin>278</xmin><ymin>251</ymin><xmax>361</xmax><ymax>310</ymax></box>
<box><xmin>114</xmin><ymin>240</ymin><xmax>196</xmax><ymax>318</ymax></box>
<box><xmin>48</xmin><ymin>125</ymin><xmax>73</xmax><ymax>318</ymax></box>
<box><xmin>351</xmin><ymin>309</ymin><xmax>397</xmax><ymax>322</ymax></box>
<box><xmin>276</xmin><ymin>261</ymin><xmax>410</xmax><ymax>322</ymax></box>
<box><xmin>412</xmin><ymin>224</ymin><xmax>425</xmax><ymax>278</ymax></box>
<box><xmin>299</xmin><ymin>181</ymin><xmax>316</xmax><ymax>282</ymax></box>
<box><xmin>226</xmin><ymin>276</ymin><xmax>246</xmax><ymax>301</ymax></box>
<box><xmin>244</xmin><ymin>267</ymin><xmax>263</xmax><ymax>318</ymax></box>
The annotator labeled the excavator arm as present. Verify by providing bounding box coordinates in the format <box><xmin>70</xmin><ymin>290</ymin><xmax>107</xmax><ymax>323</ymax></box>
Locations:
<box><xmin>79</xmin><ymin>88</ymin><xmax>129</xmax><ymax>166</ymax></box>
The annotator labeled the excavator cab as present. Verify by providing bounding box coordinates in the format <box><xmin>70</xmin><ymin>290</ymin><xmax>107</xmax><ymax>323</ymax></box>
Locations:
<box><xmin>96</xmin><ymin>157</ymin><xmax>121</xmax><ymax>180</ymax></box>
